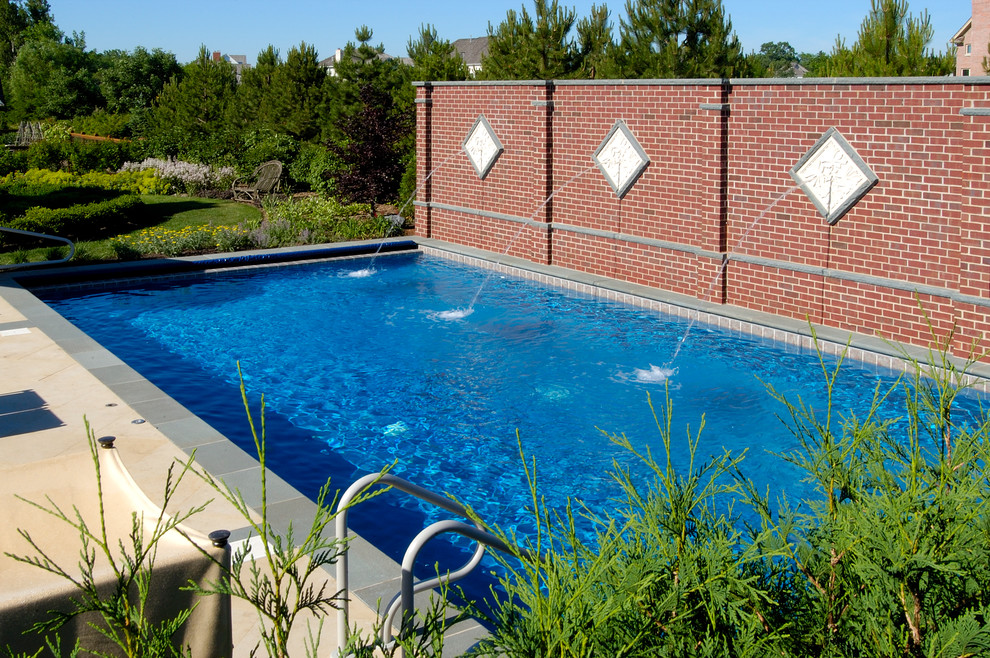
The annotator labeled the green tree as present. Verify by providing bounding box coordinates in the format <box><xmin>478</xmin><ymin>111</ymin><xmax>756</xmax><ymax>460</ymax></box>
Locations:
<box><xmin>146</xmin><ymin>45</ymin><xmax>237</xmax><ymax>159</ymax></box>
<box><xmin>799</xmin><ymin>50</ymin><xmax>831</xmax><ymax>76</ymax></box>
<box><xmin>825</xmin><ymin>0</ymin><xmax>953</xmax><ymax>76</ymax></box>
<box><xmin>407</xmin><ymin>24</ymin><xmax>469</xmax><ymax>82</ymax></box>
<box><xmin>322</xmin><ymin>26</ymin><xmax>412</xmax><ymax>144</ymax></box>
<box><xmin>747</xmin><ymin>41</ymin><xmax>797</xmax><ymax>77</ymax></box>
<box><xmin>574</xmin><ymin>4</ymin><xmax>615</xmax><ymax>78</ymax></box>
<box><xmin>228</xmin><ymin>45</ymin><xmax>279</xmax><ymax>132</ymax></box>
<box><xmin>7</xmin><ymin>34</ymin><xmax>100</xmax><ymax>119</ymax></box>
<box><xmin>0</xmin><ymin>0</ymin><xmax>60</xmax><ymax>108</ymax></box>
<box><xmin>266</xmin><ymin>42</ymin><xmax>326</xmax><ymax>140</ymax></box>
<box><xmin>97</xmin><ymin>46</ymin><xmax>181</xmax><ymax>115</ymax></box>
<box><xmin>614</xmin><ymin>0</ymin><xmax>747</xmax><ymax>78</ymax></box>
<box><xmin>479</xmin><ymin>0</ymin><xmax>578</xmax><ymax>80</ymax></box>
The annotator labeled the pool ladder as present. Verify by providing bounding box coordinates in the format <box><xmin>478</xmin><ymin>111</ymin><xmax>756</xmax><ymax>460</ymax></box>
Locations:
<box><xmin>335</xmin><ymin>472</ymin><xmax>529</xmax><ymax>657</ymax></box>
<box><xmin>0</xmin><ymin>227</ymin><xmax>74</xmax><ymax>270</ymax></box>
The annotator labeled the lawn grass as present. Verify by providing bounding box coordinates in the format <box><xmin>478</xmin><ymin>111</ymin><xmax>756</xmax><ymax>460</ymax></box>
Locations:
<box><xmin>136</xmin><ymin>195</ymin><xmax>261</xmax><ymax>230</ymax></box>
<box><xmin>0</xmin><ymin>195</ymin><xmax>261</xmax><ymax>266</ymax></box>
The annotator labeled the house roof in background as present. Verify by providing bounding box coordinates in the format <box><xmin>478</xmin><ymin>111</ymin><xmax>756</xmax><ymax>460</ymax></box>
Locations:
<box><xmin>452</xmin><ymin>36</ymin><xmax>488</xmax><ymax>66</ymax></box>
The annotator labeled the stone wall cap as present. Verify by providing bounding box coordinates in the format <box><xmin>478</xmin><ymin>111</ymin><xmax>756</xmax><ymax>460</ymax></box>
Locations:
<box><xmin>413</xmin><ymin>76</ymin><xmax>990</xmax><ymax>88</ymax></box>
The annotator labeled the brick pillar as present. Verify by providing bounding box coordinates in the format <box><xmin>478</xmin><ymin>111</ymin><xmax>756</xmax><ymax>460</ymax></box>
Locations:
<box><xmin>415</xmin><ymin>83</ymin><xmax>433</xmax><ymax>238</ymax></box>
<box><xmin>541</xmin><ymin>81</ymin><xmax>555</xmax><ymax>265</ymax></box>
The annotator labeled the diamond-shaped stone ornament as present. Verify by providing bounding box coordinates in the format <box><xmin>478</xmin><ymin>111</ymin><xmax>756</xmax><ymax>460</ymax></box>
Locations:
<box><xmin>789</xmin><ymin>128</ymin><xmax>878</xmax><ymax>225</ymax></box>
<box><xmin>593</xmin><ymin>120</ymin><xmax>649</xmax><ymax>198</ymax></box>
<box><xmin>463</xmin><ymin>115</ymin><xmax>503</xmax><ymax>180</ymax></box>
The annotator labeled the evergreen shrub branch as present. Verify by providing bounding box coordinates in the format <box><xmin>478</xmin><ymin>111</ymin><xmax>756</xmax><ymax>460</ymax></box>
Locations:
<box><xmin>4</xmin><ymin>422</ymin><xmax>207</xmax><ymax>658</ymax></box>
<box><xmin>469</xmin><ymin>313</ymin><xmax>990</xmax><ymax>656</ymax></box>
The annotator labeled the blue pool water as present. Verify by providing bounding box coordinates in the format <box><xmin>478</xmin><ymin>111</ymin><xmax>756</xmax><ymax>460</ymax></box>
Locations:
<box><xmin>36</xmin><ymin>251</ymin><xmax>986</xmax><ymax>597</ymax></box>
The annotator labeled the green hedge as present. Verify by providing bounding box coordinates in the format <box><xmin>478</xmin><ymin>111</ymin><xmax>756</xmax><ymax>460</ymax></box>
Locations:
<box><xmin>4</xmin><ymin>195</ymin><xmax>143</xmax><ymax>244</ymax></box>
<box><xmin>0</xmin><ymin>184</ymin><xmax>122</xmax><ymax>223</ymax></box>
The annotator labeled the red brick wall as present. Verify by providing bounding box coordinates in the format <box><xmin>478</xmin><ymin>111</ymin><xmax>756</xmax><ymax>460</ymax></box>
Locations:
<box><xmin>415</xmin><ymin>79</ymin><xmax>990</xmax><ymax>361</ymax></box>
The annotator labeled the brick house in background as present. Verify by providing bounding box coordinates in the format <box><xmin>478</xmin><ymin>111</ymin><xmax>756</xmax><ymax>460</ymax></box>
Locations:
<box><xmin>952</xmin><ymin>0</ymin><xmax>990</xmax><ymax>76</ymax></box>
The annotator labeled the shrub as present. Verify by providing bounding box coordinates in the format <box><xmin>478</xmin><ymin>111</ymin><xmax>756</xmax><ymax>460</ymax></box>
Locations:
<box><xmin>259</xmin><ymin>195</ymin><xmax>398</xmax><ymax>244</ymax></box>
<box><xmin>473</xmin><ymin>326</ymin><xmax>990</xmax><ymax>657</ymax></box>
<box><xmin>6</xmin><ymin>195</ymin><xmax>143</xmax><ymax>243</ymax></box>
<box><xmin>0</xmin><ymin>174</ymin><xmax>127</xmax><ymax>228</ymax></box>
<box><xmin>119</xmin><ymin>157</ymin><xmax>235</xmax><ymax>195</ymax></box>
<box><xmin>238</xmin><ymin>129</ymin><xmax>298</xmax><ymax>174</ymax></box>
<box><xmin>0</xmin><ymin>146</ymin><xmax>29</xmax><ymax>176</ymax></box>
<box><xmin>286</xmin><ymin>142</ymin><xmax>340</xmax><ymax>194</ymax></box>
<box><xmin>5</xmin><ymin>425</ymin><xmax>205</xmax><ymax>658</ymax></box>
<box><xmin>70</xmin><ymin>111</ymin><xmax>132</xmax><ymax>139</ymax></box>
<box><xmin>0</xmin><ymin>169</ymin><xmax>168</xmax><ymax>197</ymax></box>
<box><xmin>213</xmin><ymin>225</ymin><xmax>254</xmax><ymax>252</ymax></box>
<box><xmin>69</xmin><ymin>139</ymin><xmax>137</xmax><ymax>174</ymax></box>
<box><xmin>26</xmin><ymin>139</ymin><xmax>71</xmax><ymax>171</ymax></box>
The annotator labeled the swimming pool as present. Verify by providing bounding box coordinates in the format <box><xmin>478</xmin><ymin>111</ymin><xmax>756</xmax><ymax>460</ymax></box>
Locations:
<box><xmin>34</xmin><ymin>250</ymin><xmax>987</xmax><ymax>595</ymax></box>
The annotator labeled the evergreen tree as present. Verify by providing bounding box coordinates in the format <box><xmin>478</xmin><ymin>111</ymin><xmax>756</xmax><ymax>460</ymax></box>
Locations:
<box><xmin>614</xmin><ymin>0</ymin><xmax>747</xmax><ymax>78</ymax></box>
<box><xmin>799</xmin><ymin>50</ymin><xmax>831</xmax><ymax>76</ymax></box>
<box><xmin>480</xmin><ymin>0</ymin><xmax>578</xmax><ymax>80</ymax></box>
<box><xmin>147</xmin><ymin>46</ymin><xmax>236</xmax><ymax>158</ymax></box>
<box><xmin>574</xmin><ymin>4</ymin><xmax>615</xmax><ymax>78</ymax></box>
<box><xmin>228</xmin><ymin>45</ymin><xmax>279</xmax><ymax>131</ymax></box>
<box><xmin>268</xmin><ymin>42</ymin><xmax>326</xmax><ymax>140</ymax></box>
<box><xmin>407</xmin><ymin>24</ymin><xmax>469</xmax><ymax>82</ymax></box>
<box><xmin>322</xmin><ymin>26</ymin><xmax>412</xmax><ymax>144</ymax></box>
<box><xmin>825</xmin><ymin>0</ymin><xmax>953</xmax><ymax>76</ymax></box>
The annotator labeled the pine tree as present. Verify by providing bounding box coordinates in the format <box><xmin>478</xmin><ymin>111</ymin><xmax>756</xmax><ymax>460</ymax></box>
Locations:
<box><xmin>322</xmin><ymin>26</ymin><xmax>412</xmax><ymax>144</ymax></box>
<box><xmin>614</xmin><ymin>0</ymin><xmax>746</xmax><ymax>79</ymax></box>
<box><xmin>574</xmin><ymin>4</ymin><xmax>615</xmax><ymax>79</ymax></box>
<box><xmin>825</xmin><ymin>0</ymin><xmax>953</xmax><ymax>76</ymax></box>
<box><xmin>147</xmin><ymin>46</ymin><xmax>236</xmax><ymax>157</ymax></box>
<box><xmin>407</xmin><ymin>24</ymin><xmax>469</xmax><ymax>82</ymax></box>
<box><xmin>228</xmin><ymin>45</ymin><xmax>279</xmax><ymax>131</ymax></box>
<box><xmin>268</xmin><ymin>42</ymin><xmax>326</xmax><ymax>140</ymax></box>
<box><xmin>480</xmin><ymin>0</ymin><xmax>578</xmax><ymax>80</ymax></box>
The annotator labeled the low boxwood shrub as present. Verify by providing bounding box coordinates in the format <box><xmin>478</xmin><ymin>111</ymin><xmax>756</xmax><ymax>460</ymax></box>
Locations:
<box><xmin>5</xmin><ymin>195</ymin><xmax>143</xmax><ymax>243</ymax></box>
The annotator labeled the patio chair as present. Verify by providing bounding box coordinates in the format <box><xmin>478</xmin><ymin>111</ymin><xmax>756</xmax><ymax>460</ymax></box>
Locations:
<box><xmin>232</xmin><ymin>160</ymin><xmax>282</xmax><ymax>204</ymax></box>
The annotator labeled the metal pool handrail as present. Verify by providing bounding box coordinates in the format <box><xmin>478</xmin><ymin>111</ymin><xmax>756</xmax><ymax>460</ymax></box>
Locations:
<box><xmin>334</xmin><ymin>471</ymin><xmax>528</xmax><ymax>656</ymax></box>
<box><xmin>0</xmin><ymin>227</ymin><xmax>74</xmax><ymax>270</ymax></box>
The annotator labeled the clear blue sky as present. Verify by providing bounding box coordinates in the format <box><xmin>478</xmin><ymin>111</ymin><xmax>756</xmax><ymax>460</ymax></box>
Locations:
<box><xmin>48</xmin><ymin>0</ymin><xmax>971</xmax><ymax>66</ymax></box>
